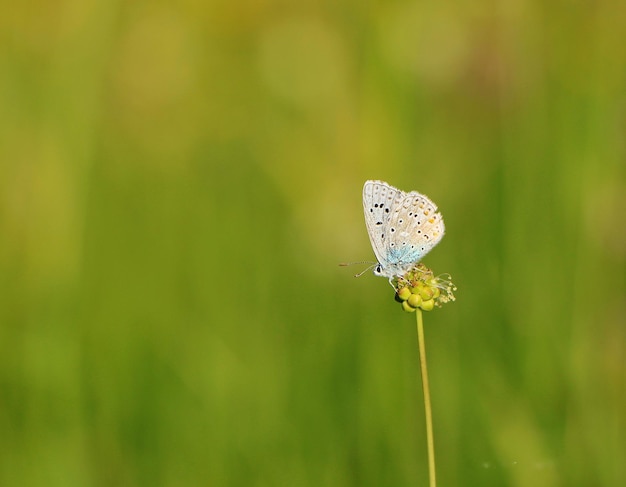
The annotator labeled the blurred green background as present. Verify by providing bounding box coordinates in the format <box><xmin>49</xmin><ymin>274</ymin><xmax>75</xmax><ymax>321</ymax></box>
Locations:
<box><xmin>1</xmin><ymin>1</ymin><xmax>625</xmax><ymax>486</ymax></box>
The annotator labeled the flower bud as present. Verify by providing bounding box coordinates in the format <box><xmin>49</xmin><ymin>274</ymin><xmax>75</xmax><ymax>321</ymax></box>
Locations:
<box><xmin>396</xmin><ymin>287</ymin><xmax>412</xmax><ymax>301</ymax></box>
<box><xmin>407</xmin><ymin>293</ymin><xmax>422</xmax><ymax>308</ymax></box>
<box><xmin>419</xmin><ymin>286</ymin><xmax>435</xmax><ymax>301</ymax></box>
<box><xmin>402</xmin><ymin>300</ymin><xmax>417</xmax><ymax>313</ymax></box>
<box><xmin>420</xmin><ymin>299</ymin><xmax>435</xmax><ymax>311</ymax></box>
<box><xmin>410</xmin><ymin>284</ymin><xmax>423</xmax><ymax>295</ymax></box>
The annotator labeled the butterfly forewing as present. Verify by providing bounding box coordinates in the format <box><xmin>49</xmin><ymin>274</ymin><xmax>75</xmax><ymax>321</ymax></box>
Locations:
<box><xmin>363</xmin><ymin>180</ymin><xmax>406</xmax><ymax>266</ymax></box>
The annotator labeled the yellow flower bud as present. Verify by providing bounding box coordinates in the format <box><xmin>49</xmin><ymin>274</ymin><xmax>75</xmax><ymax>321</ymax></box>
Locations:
<box><xmin>407</xmin><ymin>293</ymin><xmax>422</xmax><ymax>308</ymax></box>
<box><xmin>420</xmin><ymin>299</ymin><xmax>435</xmax><ymax>311</ymax></box>
<box><xmin>410</xmin><ymin>284</ymin><xmax>423</xmax><ymax>295</ymax></box>
<box><xmin>419</xmin><ymin>287</ymin><xmax>435</xmax><ymax>301</ymax></box>
<box><xmin>402</xmin><ymin>300</ymin><xmax>417</xmax><ymax>312</ymax></box>
<box><xmin>396</xmin><ymin>287</ymin><xmax>412</xmax><ymax>301</ymax></box>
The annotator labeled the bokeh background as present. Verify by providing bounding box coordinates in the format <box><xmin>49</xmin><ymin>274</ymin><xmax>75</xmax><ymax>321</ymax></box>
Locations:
<box><xmin>2</xmin><ymin>1</ymin><xmax>625</xmax><ymax>486</ymax></box>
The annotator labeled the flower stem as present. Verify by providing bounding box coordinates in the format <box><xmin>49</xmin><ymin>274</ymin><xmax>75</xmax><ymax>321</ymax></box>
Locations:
<box><xmin>416</xmin><ymin>309</ymin><xmax>436</xmax><ymax>487</ymax></box>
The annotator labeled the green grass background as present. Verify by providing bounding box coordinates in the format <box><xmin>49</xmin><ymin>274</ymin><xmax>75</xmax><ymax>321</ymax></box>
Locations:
<box><xmin>1</xmin><ymin>1</ymin><xmax>625</xmax><ymax>486</ymax></box>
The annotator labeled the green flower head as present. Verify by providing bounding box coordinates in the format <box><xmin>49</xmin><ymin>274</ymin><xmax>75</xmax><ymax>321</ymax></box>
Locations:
<box><xmin>393</xmin><ymin>263</ymin><xmax>456</xmax><ymax>313</ymax></box>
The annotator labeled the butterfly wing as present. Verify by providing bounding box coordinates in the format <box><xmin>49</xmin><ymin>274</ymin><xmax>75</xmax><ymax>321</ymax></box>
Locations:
<box><xmin>363</xmin><ymin>180</ymin><xmax>445</xmax><ymax>278</ymax></box>
<box><xmin>362</xmin><ymin>180</ymin><xmax>406</xmax><ymax>268</ymax></box>
<box><xmin>384</xmin><ymin>190</ymin><xmax>445</xmax><ymax>267</ymax></box>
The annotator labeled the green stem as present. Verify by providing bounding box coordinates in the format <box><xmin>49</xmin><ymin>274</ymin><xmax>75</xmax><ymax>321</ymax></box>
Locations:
<box><xmin>416</xmin><ymin>309</ymin><xmax>436</xmax><ymax>487</ymax></box>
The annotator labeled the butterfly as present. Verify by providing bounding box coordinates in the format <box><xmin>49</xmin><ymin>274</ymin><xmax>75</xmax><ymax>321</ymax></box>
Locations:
<box><xmin>363</xmin><ymin>180</ymin><xmax>445</xmax><ymax>279</ymax></box>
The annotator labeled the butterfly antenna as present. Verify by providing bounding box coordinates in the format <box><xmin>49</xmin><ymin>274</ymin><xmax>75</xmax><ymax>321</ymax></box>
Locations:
<box><xmin>339</xmin><ymin>261</ymin><xmax>376</xmax><ymax>278</ymax></box>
